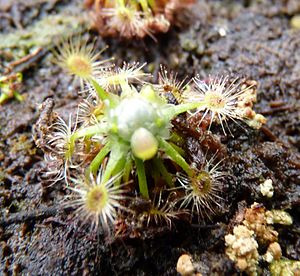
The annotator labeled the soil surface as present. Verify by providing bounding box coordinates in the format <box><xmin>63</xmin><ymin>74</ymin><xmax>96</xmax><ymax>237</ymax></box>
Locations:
<box><xmin>0</xmin><ymin>0</ymin><xmax>299</xmax><ymax>275</ymax></box>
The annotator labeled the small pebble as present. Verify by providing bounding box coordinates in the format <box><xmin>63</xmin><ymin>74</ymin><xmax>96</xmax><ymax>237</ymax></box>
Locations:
<box><xmin>177</xmin><ymin>254</ymin><xmax>195</xmax><ymax>276</ymax></box>
<box><xmin>260</xmin><ymin>179</ymin><xmax>274</xmax><ymax>198</ymax></box>
<box><xmin>264</xmin><ymin>242</ymin><xmax>282</xmax><ymax>263</ymax></box>
<box><xmin>290</xmin><ymin>15</ymin><xmax>300</xmax><ymax>29</ymax></box>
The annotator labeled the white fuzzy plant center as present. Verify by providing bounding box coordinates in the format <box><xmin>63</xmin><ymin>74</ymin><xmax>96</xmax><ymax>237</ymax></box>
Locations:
<box><xmin>107</xmin><ymin>96</ymin><xmax>170</xmax><ymax>160</ymax></box>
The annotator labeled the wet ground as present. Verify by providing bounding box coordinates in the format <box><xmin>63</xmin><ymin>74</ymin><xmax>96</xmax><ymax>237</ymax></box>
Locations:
<box><xmin>0</xmin><ymin>0</ymin><xmax>299</xmax><ymax>275</ymax></box>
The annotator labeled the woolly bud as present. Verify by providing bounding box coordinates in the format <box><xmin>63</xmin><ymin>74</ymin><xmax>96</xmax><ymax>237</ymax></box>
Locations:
<box><xmin>131</xmin><ymin>127</ymin><xmax>158</xmax><ymax>160</ymax></box>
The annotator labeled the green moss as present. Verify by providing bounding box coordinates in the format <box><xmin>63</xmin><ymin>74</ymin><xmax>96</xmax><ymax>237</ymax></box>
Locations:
<box><xmin>0</xmin><ymin>73</ymin><xmax>23</xmax><ymax>105</ymax></box>
<box><xmin>270</xmin><ymin>259</ymin><xmax>300</xmax><ymax>276</ymax></box>
<box><xmin>10</xmin><ymin>134</ymin><xmax>36</xmax><ymax>156</ymax></box>
<box><xmin>0</xmin><ymin>13</ymin><xmax>87</xmax><ymax>57</ymax></box>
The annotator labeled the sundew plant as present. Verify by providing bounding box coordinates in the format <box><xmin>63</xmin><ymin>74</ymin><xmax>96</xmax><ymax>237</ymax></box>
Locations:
<box><xmin>85</xmin><ymin>0</ymin><xmax>196</xmax><ymax>39</ymax></box>
<box><xmin>37</xmin><ymin>38</ymin><xmax>266</xmax><ymax>235</ymax></box>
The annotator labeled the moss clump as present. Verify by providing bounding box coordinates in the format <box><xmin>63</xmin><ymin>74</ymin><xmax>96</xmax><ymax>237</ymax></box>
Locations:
<box><xmin>270</xmin><ymin>259</ymin><xmax>300</xmax><ymax>276</ymax></box>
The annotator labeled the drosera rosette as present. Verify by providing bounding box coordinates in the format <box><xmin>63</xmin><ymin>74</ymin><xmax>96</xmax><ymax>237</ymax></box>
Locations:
<box><xmin>182</xmin><ymin>75</ymin><xmax>267</xmax><ymax>135</ymax></box>
<box><xmin>37</xmin><ymin>86</ymin><xmax>216</xmax><ymax>234</ymax></box>
<box><xmin>36</xmin><ymin>37</ymin><xmax>266</xmax><ymax>234</ymax></box>
<box><xmin>85</xmin><ymin>0</ymin><xmax>195</xmax><ymax>39</ymax></box>
<box><xmin>96</xmin><ymin>1</ymin><xmax>156</xmax><ymax>39</ymax></box>
<box><xmin>39</xmin><ymin>39</ymin><xmax>216</xmax><ymax>229</ymax></box>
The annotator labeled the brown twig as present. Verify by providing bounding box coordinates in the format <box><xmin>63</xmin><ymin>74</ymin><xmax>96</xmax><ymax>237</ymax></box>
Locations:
<box><xmin>261</xmin><ymin>126</ymin><xmax>278</xmax><ymax>142</ymax></box>
<box><xmin>260</xmin><ymin>105</ymin><xmax>295</xmax><ymax>115</ymax></box>
<box><xmin>5</xmin><ymin>47</ymin><xmax>47</xmax><ymax>74</ymax></box>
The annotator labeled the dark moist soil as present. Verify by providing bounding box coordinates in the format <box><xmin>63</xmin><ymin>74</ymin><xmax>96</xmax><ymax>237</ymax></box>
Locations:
<box><xmin>0</xmin><ymin>0</ymin><xmax>300</xmax><ymax>275</ymax></box>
